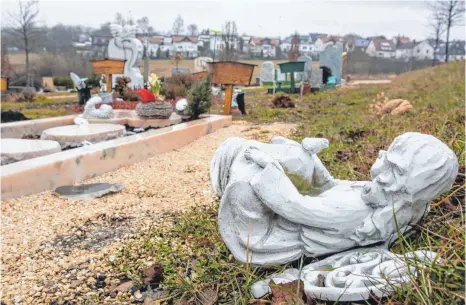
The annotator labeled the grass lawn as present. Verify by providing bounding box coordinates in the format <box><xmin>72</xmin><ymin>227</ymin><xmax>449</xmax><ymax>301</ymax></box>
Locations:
<box><xmin>112</xmin><ymin>61</ymin><xmax>465</xmax><ymax>304</ymax></box>
<box><xmin>1</xmin><ymin>96</ymin><xmax>77</xmax><ymax>119</ymax></box>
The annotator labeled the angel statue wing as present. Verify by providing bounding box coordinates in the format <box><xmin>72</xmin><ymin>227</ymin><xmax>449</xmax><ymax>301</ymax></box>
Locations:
<box><xmin>109</xmin><ymin>24</ymin><xmax>123</xmax><ymax>38</ymax></box>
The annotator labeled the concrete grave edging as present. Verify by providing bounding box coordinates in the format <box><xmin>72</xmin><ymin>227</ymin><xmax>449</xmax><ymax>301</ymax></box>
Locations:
<box><xmin>1</xmin><ymin>115</ymin><xmax>232</xmax><ymax>199</ymax></box>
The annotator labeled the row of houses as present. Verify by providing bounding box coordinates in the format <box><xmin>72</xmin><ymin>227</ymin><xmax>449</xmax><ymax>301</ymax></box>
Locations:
<box><xmin>85</xmin><ymin>30</ymin><xmax>465</xmax><ymax>61</ymax></box>
<box><xmin>365</xmin><ymin>39</ymin><xmax>465</xmax><ymax>62</ymax></box>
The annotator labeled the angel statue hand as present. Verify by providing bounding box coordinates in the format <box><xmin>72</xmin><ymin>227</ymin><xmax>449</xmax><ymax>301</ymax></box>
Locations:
<box><xmin>244</xmin><ymin>147</ymin><xmax>283</xmax><ymax>172</ymax></box>
<box><xmin>301</xmin><ymin>138</ymin><xmax>329</xmax><ymax>154</ymax></box>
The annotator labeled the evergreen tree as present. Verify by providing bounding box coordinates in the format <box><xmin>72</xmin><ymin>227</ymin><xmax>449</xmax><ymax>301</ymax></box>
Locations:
<box><xmin>187</xmin><ymin>77</ymin><xmax>212</xmax><ymax>119</ymax></box>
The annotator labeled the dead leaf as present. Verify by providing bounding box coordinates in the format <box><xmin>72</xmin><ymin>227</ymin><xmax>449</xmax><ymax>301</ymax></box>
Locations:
<box><xmin>270</xmin><ymin>280</ymin><xmax>305</xmax><ymax>305</ymax></box>
<box><xmin>109</xmin><ymin>280</ymin><xmax>133</xmax><ymax>297</ymax></box>
<box><xmin>142</xmin><ymin>262</ymin><xmax>164</xmax><ymax>286</ymax></box>
<box><xmin>198</xmin><ymin>287</ymin><xmax>218</xmax><ymax>305</ymax></box>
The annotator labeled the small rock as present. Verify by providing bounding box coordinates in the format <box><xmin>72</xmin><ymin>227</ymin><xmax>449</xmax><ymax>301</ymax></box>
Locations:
<box><xmin>143</xmin><ymin>298</ymin><xmax>153</xmax><ymax>305</ymax></box>
<box><xmin>110</xmin><ymin>281</ymin><xmax>133</xmax><ymax>298</ymax></box>
<box><xmin>87</xmin><ymin>277</ymin><xmax>96</xmax><ymax>286</ymax></box>
<box><xmin>134</xmin><ymin>290</ymin><xmax>144</xmax><ymax>302</ymax></box>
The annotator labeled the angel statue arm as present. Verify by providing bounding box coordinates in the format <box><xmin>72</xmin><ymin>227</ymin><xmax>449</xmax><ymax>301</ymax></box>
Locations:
<box><xmin>245</xmin><ymin>147</ymin><xmax>341</xmax><ymax>228</ymax></box>
<box><xmin>270</xmin><ymin>136</ymin><xmax>350</xmax><ymax>191</ymax></box>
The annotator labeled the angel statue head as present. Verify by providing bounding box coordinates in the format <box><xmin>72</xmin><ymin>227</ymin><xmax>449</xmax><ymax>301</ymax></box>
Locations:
<box><xmin>357</xmin><ymin>132</ymin><xmax>458</xmax><ymax>243</ymax></box>
<box><xmin>362</xmin><ymin>132</ymin><xmax>458</xmax><ymax>208</ymax></box>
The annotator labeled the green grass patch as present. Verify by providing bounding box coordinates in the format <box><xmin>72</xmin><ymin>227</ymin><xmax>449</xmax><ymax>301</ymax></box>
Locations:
<box><xmin>21</xmin><ymin>108</ymin><xmax>68</xmax><ymax>119</ymax></box>
<box><xmin>113</xmin><ymin>205</ymin><xmax>286</xmax><ymax>304</ymax></box>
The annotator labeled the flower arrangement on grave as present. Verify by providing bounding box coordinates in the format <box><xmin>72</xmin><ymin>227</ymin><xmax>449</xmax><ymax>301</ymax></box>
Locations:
<box><xmin>136</xmin><ymin>88</ymin><xmax>173</xmax><ymax>119</ymax></box>
<box><xmin>148</xmin><ymin>73</ymin><xmax>162</xmax><ymax>97</ymax></box>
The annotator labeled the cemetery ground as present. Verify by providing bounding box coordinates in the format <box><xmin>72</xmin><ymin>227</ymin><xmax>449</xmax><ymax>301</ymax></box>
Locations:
<box><xmin>1</xmin><ymin>61</ymin><xmax>464</xmax><ymax>305</ymax></box>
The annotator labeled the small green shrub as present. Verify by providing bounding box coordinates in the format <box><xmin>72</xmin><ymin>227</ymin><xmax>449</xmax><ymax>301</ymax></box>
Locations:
<box><xmin>86</xmin><ymin>74</ymin><xmax>101</xmax><ymax>88</ymax></box>
<box><xmin>187</xmin><ymin>77</ymin><xmax>212</xmax><ymax>119</ymax></box>
<box><xmin>53</xmin><ymin>76</ymin><xmax>74</xmax><ymax>89</ymax></box>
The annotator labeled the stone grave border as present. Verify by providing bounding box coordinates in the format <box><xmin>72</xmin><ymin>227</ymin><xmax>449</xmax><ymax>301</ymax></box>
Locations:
<box><xmin>2</xmin><ymin>115</ymin><xmax>231</xmax><ymax>199</ymax></box>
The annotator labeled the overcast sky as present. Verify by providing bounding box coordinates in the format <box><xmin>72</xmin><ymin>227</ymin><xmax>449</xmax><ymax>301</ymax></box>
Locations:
<box><xmin>2</xmin><ymin>0</ymin><xmax>465</xmax><ymax>40</ymax></box>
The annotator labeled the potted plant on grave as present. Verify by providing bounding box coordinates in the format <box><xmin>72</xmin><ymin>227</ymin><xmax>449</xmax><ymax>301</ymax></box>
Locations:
<box><xmin>135</xmin><ymin>88</ymin><xmax>173</xmax><ymax>119</ymax></box>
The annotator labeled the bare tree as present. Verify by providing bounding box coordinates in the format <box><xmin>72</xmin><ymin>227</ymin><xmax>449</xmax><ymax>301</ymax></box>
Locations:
<box><xmin>187</xmin><ymin>24</ymin><xmax>198</xmax><ymax>36</ymax></box>
<box><xmin>6</xmin><ymin>0</ymin><xmax>40</xmax><ymax>76</ymax></box>
<box><xmin>115</xmin><ymin>13</ymin><xmax>126</xmax><ymax>26</ymax></box>
<box><xmin>115</xmin><ymin>13</ymin><xmax>134</xmax><ymax>27</ymax></box>
<box><xmin>428</xmin><ymin>10</ymin><xmax>445</xmax><ymax>65</ymax></box>
<box><xmin>172</xmin><ymin>14</ymin><xmax>184</xmax><ymax>35</ymax></box>
<box><xmin>220</xmin><ymin>21</ymin><xmax>238</xmax><ymax>61</ymax></box>
<box><xmin>431</xmin><ymin>0</ymin><xmax>465</xmax><ymax>62</ymax></box>
<box><xmin>137</xmin><ymin>16</ymin><xmax>154</xmax><ymax>34</ymax></box>
<box><xmin>172</xmin><ymin>52</ymin><xmax>184</xmax><ymax>71</ymax></box>
<box><xmin>1</xmin><ymin>35</ymin><xmax>12</xmax><ymax>78</ymax></box>
<box><xmin>289</xmin><ymin>32</ymin><xmax>300</xmax><ymax>61</ymax></box>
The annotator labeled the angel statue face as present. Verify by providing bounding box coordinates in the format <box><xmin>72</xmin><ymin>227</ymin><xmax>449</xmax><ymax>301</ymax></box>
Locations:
<box><xmin>361</xmin><ymin>132</ymin><xmax>458</xmax><ymax>212</ymax></box>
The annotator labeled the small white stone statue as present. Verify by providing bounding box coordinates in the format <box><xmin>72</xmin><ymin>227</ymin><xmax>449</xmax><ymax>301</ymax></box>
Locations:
<box><xmin>81</xmin><ymin>96</ymin><xmax>113</xmax><ymax>119</ymax></box>
<box><xmin>211</xmin><ymin>133</ymin><xmax>458</xmax><ymax>266</ymax></box>
<box><xmin>175</xmin><ymin>98</ymin><xmax>189</xmax><ymax>116</ymax></box>
<box><xmin>108</xmin><ymin>24</ymin><xmax>144</xmax><ymax>89</ymax></box>
<box><xmin>100</xmin><ymin>74</ymin><xmax>107</xmax><ymax>92</ymax></box>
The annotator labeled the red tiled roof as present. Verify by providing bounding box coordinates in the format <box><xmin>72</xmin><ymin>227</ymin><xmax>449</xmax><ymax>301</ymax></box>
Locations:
<box><xmin>251</xmin><ymin>37</ymin><xmax>279</xmax><ymax>46</ymax></box>
<box><xmin>398</xmin><ymin>37</ymin><xmax>411</xmax><ymax>44</ymax></box>
<box><xmin>172</xmin><ymin>35</ymin><xmax>199</xmax><ymax>43</ymax></box>
<box><xmin>372</xmin><ymin>39</ymin><xmax>395</xmax><ymax>51</ymax></box>
<box><xmin>148</xmin><ymin>37</ymin><xmax>163</xmax><ymax>44</ymax></box>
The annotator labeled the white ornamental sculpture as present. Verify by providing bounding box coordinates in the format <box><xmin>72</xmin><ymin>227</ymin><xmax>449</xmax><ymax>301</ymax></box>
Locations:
<box><xmin>211</xmin><ymin>133</ymin><xmax>458</xmax><ymax>264</ymax></box>
<box><xmin>251</xmin><ymin>248</ymin><xmax>440</xmax><ymax>301</ymax></box>
<box><xmin>211</xmin><ymin>132</ymin><xmax>458</xmax><ymax>300</ymax></box>
<box><xmin>81</xmin><ymin>96</ymin><xmax>113</xmax><ymax>119</ymax></box>
<box><xmin>108</xmin><ymin>24</ymin><xmax>144</xmax><ymax>89</ymax></box>
<box><xmin>194</xmin><ymin>57</ymin><xmax>213</xmax><ymax>73</ymax></box>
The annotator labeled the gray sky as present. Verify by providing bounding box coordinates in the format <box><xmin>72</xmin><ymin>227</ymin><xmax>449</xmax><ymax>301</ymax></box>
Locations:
<box><xmin>2</xmin><ymin>0</ymin><xmax>465</xmax><ymax>40</ymax></box>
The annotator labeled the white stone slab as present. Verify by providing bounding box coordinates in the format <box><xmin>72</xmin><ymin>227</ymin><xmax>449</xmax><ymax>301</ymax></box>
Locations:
<box><xmin>41</xmin><ymin>124</ymin><xmax>126</xmax><ymax>148</ymax></box>
<box><xmin>1</xmin><ymin>138</ymin><xmax>61</xmax><ymax>165</ymax></box>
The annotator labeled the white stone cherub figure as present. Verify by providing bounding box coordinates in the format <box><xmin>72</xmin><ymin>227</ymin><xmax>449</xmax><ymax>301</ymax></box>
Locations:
<box><xmin>99</xmin><ymin>74</ymin><xmax>107</xmax><ymax>92</ymax></box>
<box><xmin>212</xmin><ymin>132</ymin><xmax>458</xmax><ymax>265</ymax></box>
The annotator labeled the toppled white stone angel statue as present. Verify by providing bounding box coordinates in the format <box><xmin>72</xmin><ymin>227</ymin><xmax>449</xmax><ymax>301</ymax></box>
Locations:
<box><xmin>211</xmin><ymin>133</ymin><xmax>458</xmax><ymax>265</ymax></box>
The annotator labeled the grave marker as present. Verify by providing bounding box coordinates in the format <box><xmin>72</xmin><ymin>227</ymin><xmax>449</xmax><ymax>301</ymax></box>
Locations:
<box><xmin>207</xmin><ymin>61</ymin><xmax>256</xmax><ymax>115</ymax></box>
<box><xmin>319</xmin><ymin>44</ymin><xmax>343</xmax><ymax>85</ymax></box>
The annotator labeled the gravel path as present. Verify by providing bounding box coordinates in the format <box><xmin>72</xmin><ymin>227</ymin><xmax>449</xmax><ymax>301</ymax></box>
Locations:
<box><xmin>1</xmin><ymin>121</ymin><xmax>296</xmax><ymax>305</ymax></box>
